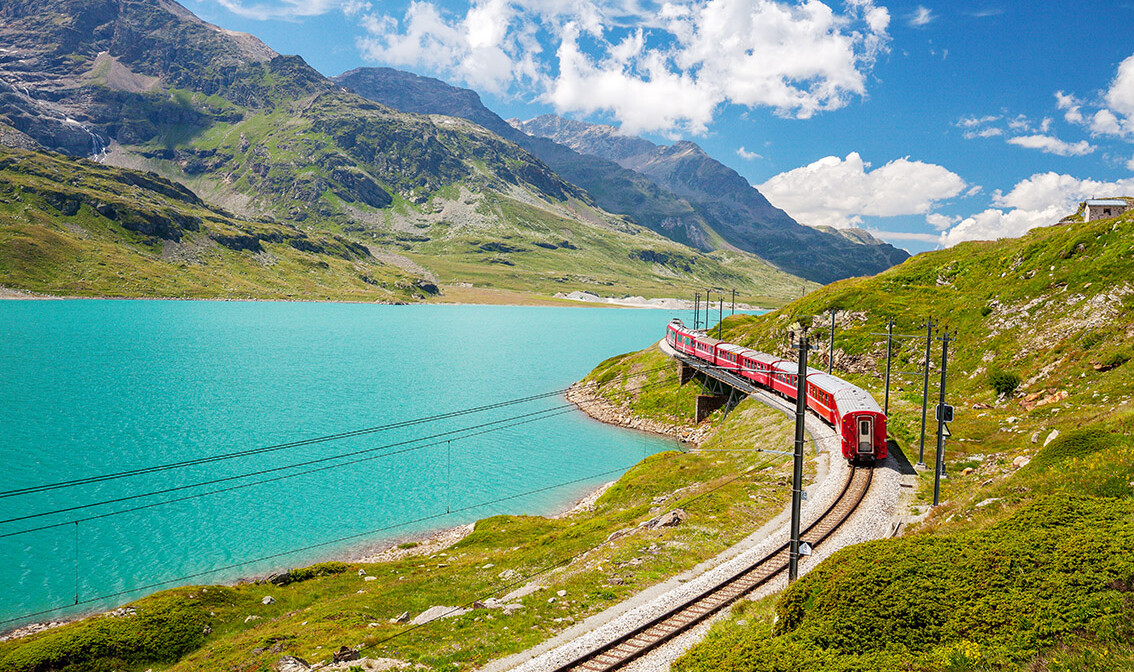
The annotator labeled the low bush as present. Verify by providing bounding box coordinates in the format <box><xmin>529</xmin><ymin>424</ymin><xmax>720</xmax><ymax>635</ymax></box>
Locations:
<box><xmin>1026</xmin><ymin>428</ymin><xmax>1117</xmax><ymax>471</ymax></box>
<box><xmin>988</xmin><ymin>368</ymin><xmax>1020</xmax><ymax>396</ymax></box>
<box><xmin>0</xmin><ymin>594</ymin><xmax>207</xmax><ymax>672</ymax></box>
<box><xmin>287</xmin><ymin>561</ymin><xmax>349</xmax><ymax>583</ymax></box>
<box><xmin>1100</xmin><ymin>351</ymin><xmax>1130</xmax><ymax>370</ymax></box>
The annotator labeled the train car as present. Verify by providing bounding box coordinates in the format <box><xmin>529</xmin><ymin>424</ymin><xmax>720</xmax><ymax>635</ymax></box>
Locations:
<box><xmin>666</xmin><ymin>319</ymin><xmax>697</xmax><ymax>356</ymax></box>
<box><xmin>715</xmin><ymin>343</ymin><xmax>747</xmax><ymax>372</ymax></box>
<box><xmin>662</xmin><ymin>319</ymin><xmax>886</xmax><ymax>464</ymax></box>
<box><xmin>691</xmin><ymin>334</ymin><xmax>721</xmax><ymax>364</ymax></box>
<box><xmin>833</xmin><ymin>386</ymin><xmax>888</xmax><ymax>463</ymax></box>
<box><xmin>740</xmin><ymin>352</ymin><xmax>782</xmax><ymax>388</ymax></box>
<box><xmin>804</xmin><ymin>373</ymin><xmax>842</xmax><ymax>425</ymax></box>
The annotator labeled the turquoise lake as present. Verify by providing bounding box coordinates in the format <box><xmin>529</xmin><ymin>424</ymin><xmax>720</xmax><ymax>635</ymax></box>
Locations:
<box><xmin>0</xmin><ymin>300</ymin><xmax>736</xmax><ymax>628</ymax></box>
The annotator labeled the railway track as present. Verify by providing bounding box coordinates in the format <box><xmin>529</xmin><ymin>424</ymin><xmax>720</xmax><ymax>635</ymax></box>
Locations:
<box><xmin>550</xmin><ymin>465</ymin><xmax>874</xmax><ymax>672</ymax></box>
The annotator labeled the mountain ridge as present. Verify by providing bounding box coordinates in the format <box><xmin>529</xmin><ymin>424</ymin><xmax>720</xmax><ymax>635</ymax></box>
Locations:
<box><xmin>331</xmin><ymin>66</ymin><xmax>909</xmax><ymax>284</ymax></box>
<box><xmin>515</xmin><ymin>114</ymin><xmax>912</xmax><ymax>283</ymax></box>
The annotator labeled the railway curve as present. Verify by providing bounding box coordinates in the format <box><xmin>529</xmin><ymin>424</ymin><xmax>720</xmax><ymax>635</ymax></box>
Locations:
<box><xmin>549</xmin><ymin>466</ymin><xmax>873</xmax><ymax>672</ymax></box>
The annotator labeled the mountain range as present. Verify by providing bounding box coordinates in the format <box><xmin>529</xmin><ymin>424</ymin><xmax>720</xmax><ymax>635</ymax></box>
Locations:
<box><xmin>336</xmin><ymin>68</ymin><xmax>909</xmax><ymax>284</ymax></box>
<box><xmin>0</xmin><ymin>0</ymin><xmax>904</xmax><ymax>303</ymax></box>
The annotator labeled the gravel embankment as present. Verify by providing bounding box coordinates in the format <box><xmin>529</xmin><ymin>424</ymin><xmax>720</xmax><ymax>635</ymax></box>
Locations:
<box><xmin>485</xmin><ymin>343</ymin><xmax>908</xmax><ymax>672</ymax></box>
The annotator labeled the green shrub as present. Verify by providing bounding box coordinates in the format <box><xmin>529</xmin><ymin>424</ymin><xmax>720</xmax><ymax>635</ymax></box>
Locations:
<box><xmin>0</xmin><ymin>595</ymin><xmax>207</xmax><ymax>672</ymax></box>
<box><xmin>1079</xmin><ymin>331</ymin><xmax>1103</xmax><ymax>350</ymax></box>
<box><xmin>980</xmin><ymin>305</ymin><xmax>993</xmax><ymax>317</ymax></box>
<box><xmin>287</xmin><ymin>561</ymin><xmax>349</xmax><ymax>583</ymax></box>
<box><xmin>1027</xmin><ymin>428</ymin><xmax>1117</xmax><ymax>471</ymax></box>
<box><xmin>988</xmin><ymin>369</ymin><xmax>1020</xmax><ymax>396</ymax></box>
<box><xmin>1100</xmin><ymin>351</ymin><xmax>1130</xmax><ymax>370</ymax></box>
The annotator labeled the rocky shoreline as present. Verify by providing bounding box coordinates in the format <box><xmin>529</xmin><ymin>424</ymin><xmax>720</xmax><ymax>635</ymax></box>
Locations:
<box><xmin>566</xmin><ymin>380</ymin><xmax>710</xmax><ymax>445</ymax></box>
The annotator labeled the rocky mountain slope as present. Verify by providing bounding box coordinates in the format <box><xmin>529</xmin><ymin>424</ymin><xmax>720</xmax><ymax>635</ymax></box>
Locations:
<box><xmin>0</xmin><ymin>0</ymin><xmax>809</xmax><ymax>303</ymax></box>
<box><xmin>0</xmin><ymin>146</ymin><xmax>432</xmax><ymax>300</ymax></box>
<box><xmin>334</xmin><ymin>68</ymin><xmax>908</xmax><ymax>285</ymax></box>
<box><xmin>516</xmin><ymin>115</ymin><xmax>912</xmax><ymax>284</ymax></box>
<box><xmin>334</xmin><ymin>67</ymin><xmax>718</xmax><ymax>252</ymax></box>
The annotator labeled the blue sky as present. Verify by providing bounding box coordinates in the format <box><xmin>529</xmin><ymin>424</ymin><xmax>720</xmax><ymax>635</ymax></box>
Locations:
<box><xmin>188</xmin><ymin>0</ymin><xmax>1134</xmax><ymax>253</ymax></box>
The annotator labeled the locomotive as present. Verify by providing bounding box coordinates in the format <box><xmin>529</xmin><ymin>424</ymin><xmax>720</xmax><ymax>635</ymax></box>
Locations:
<box><xmin>665</xmin><ymin>319</ymin><xmax>887</xmax><ymax>463</ymax></box>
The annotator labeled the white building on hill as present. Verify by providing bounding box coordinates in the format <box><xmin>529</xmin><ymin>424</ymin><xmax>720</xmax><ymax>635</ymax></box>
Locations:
<box><xmin>1083</xmin><ymin>199</ymin><xmax>1129</xmax><ymax>222</ymax></box>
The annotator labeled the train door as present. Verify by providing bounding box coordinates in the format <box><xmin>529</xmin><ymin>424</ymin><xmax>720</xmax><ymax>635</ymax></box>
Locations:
<box><xmin>857</xmin><ymin>416</ymin><xmax>874</xmax><ymax>454</ymax></box>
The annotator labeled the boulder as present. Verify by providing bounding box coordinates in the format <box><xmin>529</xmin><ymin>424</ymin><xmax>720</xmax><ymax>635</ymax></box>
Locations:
<box><xmin>332</xmin><ymin>646</ymin><xmax>360</xmax><ymax>663</ymax></box>
<box><xmin>1012</xmin><ymin>455</ymin><xmax>1031</xmax><ymax>469</ymax></box>
<box><xmin>261</xmin><ymin>596</ymin><xmax>275</xmax><ymax>605</ymax></box>
<box><xmin>641</xmin><ymin>509</ymin><xmax>687</xmax><ymax>530</ymax></box>
<box><xmin>1043</xmin><ymin>429</ymin><xmax>1061</xmax><ymax>447</ymax></box>
<box><xmin>409</xmin><ymin>606</ymin><xmax>467</xmax><ymax>626</ymax></box>
<box><xmin>388</xmin><ymin>611</ymin><xmax>410</xmax><ymax>624</ymax></box>
<box><xmin>276</xmin><ymin>656</ymin><xmax>310</xmax><ymax>672</ymax></box>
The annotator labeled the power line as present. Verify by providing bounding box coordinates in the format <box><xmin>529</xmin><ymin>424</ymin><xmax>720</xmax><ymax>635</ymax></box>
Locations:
<box><xmin>0</xmin><ymin>379</ymin><xmax>673</xmax><ymax>536</ymax></box>
<box><xmin>0</xmin><ymin>366</ymin><xmax>674</xmax><ymax>500</ymax></box>
<box><xmin>367</xmin><ymin>451</ymin><xmax>772</xmax><ymax>649</ymax></box>
<box><xmin>0</xmin><ymin>456</ymin><xmax>672</xmax><ymax>628</ymax></box>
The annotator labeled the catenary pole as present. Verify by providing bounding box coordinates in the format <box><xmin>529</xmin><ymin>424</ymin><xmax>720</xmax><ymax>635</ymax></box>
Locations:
<box><xmin>917</xmin><ymin>317</ymin><xmax>934</xmax><ymax>467</ymax></box>
<box><xmin>788</xmin><ymin>329</ymin><xmax>809</xmax><ymax>582</ymax></box>
<box><xmin>731</xmin><ymin>289</ymin><xmax>736</xmax><ymax>315</ymax></box>
<box><xmin>694</xmin><ymin>293</ymin><xmax>699</xmax><ymax>330</ymax></box>
<box><xmin>933</xmin><ymin>331</ymin><xmax>952</xmax><ymax>506</ymax></box>
<box><xmin>884</xmin><ymin>318</ymin><xmax>894</xmax><ymax>415</ymax></box>
<box><xmin>718</xmin><ymin>293</ymin><xmax>723</xmax><ymax>340</ymax></box>
<box><xmin>828</xmin><ymin>308</ymin><xmax>836</xmax><ymax>374</ymax></box>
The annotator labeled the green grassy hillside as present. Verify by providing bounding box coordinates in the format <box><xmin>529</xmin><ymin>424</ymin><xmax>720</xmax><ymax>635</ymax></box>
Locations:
<box><xmin>0</xmin><ymin>147</ymin><xmax>431</xmax><ymax>301</ymax></box>
<box><xmin>667</xmin><ymin>213</ymin><xmax>1134</xmax><ymax>670</ymax></box>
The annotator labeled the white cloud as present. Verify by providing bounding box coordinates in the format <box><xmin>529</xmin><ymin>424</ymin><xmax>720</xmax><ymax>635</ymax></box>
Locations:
<box><xmin>940</xmin><ymin>172</ymin><xmax>1134</xmax><ymax>247</ymax></box>
<box><xmin>213</xmin><ymin>0</ymin><xmax>355</xmax><ymax>19</ymax></box>
<box><xmin>926</xmin><ymin>212</ymin><xmax>959</xmax><ymax>230</ymax></box>
<box><xmin>867</xmin><ymin>229</ymin><xmax>942</xmax><ymax>244</ymax></box>
<box><xmin>736</xmin><ymin>146</ymin><xmax>762</xmax><ymax>160</ymax></box>
<box><xmin>1090</xmin><ymin>108</ymin><xmax>1125</xmax><ymax>136</ymax></box>
<box><xmin>757</xmin><ymin>152</ymin><xmax>967</xmax><ymax>229</ymax></box>
<box><xmin>1127</xmin><ymin>154</ymin><xmax>1134</xmax><ymax>171</ymax></box>
<box><xmin>1059</xmin><ymin>54</ymin><xmax>1134</xmax><ymax>137</ymax></box>
<box><xmin>357</xmin><ymin>0</ymin><xmax>524</xmax><ymax>92</ymax></box>
<box><xmin>1007</xmin><ymin>114</ymin><xmax>1030</xmax><ymax>131</ymax></box>
<box><xmin>1105</xmin><ymin>54</ymin><xmax>1134</xmax><ymax>121</ymax></box>
<box><xmin>356</xmin><ymin>0</ymin><xmax>891</xmax><ymax>134</ymax></box>
<box><xmin>908</xmin><ymin>6</ymin><xmax>933</xmax><ymax>27</ymax></box>
<box><xmin>963</xmin><ymin>127</ymin><xmax>1001</xmax><ymax>139</ymax></box>
<box><xmin>1006</xmin><ymin>134</ymin><xmax>1095</xmax><ymax>157</ymax></box>
<box><xmin>958</xmin><ymin>114</ymin><xmax>999</xmax><ymax>127</ymax></box>
<box><xmin>957</xmin><ymin>114</ymin><xmax>1003</xmax><ymax>139</ymax></box>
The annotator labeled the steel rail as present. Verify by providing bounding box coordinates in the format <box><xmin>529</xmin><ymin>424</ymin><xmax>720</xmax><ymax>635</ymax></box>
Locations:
<box><xmin>550</xmin><ymin>465</ymin><xmax>873</xmax><ymax>672</ymax></box>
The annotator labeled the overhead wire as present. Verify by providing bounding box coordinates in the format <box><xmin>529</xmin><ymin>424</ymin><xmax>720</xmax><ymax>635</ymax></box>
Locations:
<box><xmin>0</xmin><ymin>363</ymin><xmax>696</xmax><ymax>626</ymax></box>
<box><xmin>0</xmin><ymin>366</ymin><xmax>675</xmax><ymax>500</ymax></box>
<box><xmin>0</xmin><ymin>460</ymin><xmax>653</xmax><ymax>627</ymax></box>
<box><xmin>0</xmin><ymin>378</ymin><xmax>674</xmax><ymax>536</ymax></box>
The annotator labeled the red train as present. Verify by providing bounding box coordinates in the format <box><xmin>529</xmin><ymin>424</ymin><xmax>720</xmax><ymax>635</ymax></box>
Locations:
<box><xmin>666</xmin><ymin>319</ymin><xmax>887</xmax><ymax>463</ymax></box>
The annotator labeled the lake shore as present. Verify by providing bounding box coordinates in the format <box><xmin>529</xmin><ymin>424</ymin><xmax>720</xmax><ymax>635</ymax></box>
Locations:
<box><xmin>566</xmin><ymin>380</ymin><xmax>710</xmax><ymax>445</ymax></box>
<box><xmin>0</xmin><ymin>284</ymin><xmax>770</xmax><ymax>311</ymax></box>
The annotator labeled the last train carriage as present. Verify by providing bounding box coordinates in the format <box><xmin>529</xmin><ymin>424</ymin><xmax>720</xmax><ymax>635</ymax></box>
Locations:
<box><xmin>666</xmin><ymin>319</ymin><xmax>887</xmax><ymax>463</ymax></box>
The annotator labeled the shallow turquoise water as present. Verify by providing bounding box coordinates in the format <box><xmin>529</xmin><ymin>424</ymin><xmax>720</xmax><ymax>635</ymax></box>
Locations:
<box><xmin>0</xmin><ymin>300</ymin><xmax>727</xmax><ymax>627</ymax></box>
